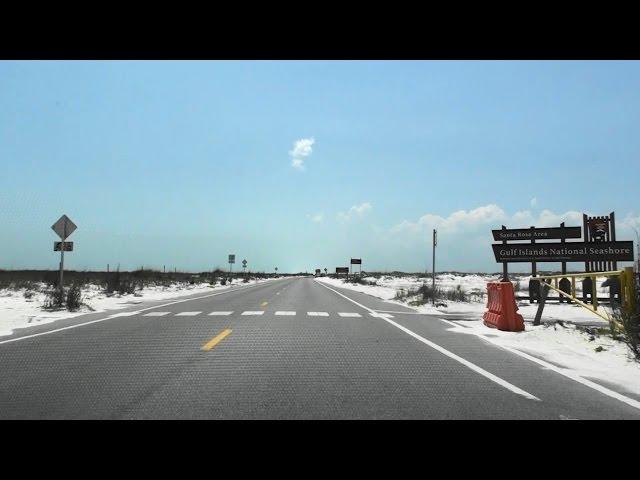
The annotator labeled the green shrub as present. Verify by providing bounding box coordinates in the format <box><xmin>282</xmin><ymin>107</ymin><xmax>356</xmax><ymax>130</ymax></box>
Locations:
<box><xmin>105</xmin><ymin>272</ymin><xmax>139</xmax><ymax>295</ymax></box>
<box><xmin>469</xmin><ymin>288</ymin><xmax>486</xmax><ymax>302</ymax></box>
<box><xmin>66</xmin><ymin>284</ymin><xmax>82</xmax><ymax>311</ymax></box>
<box><xmin>43</xmin><ymin>288</ymin><xmax>65</xmax><ymax>310</ymax></box>
<box><xmin>394</xmin><ymin>284</ymin><xmax>471</xmax><ymax>305</ymax></box>
<box><xmin>105</xmin><ymin>272</ymin><xmax>121</xmax><ymax>294</ymax></box>
<box><xmin>610</xmin><ymin>306</ymin><xmax>640</xmax><ymax>361</ymax></box>
<box><xmin>120</xmin><ymin>279</ymin><xmax>138</xmax><ymax>294</ymax></box>
<box><xmin>346</xmin><ymin>276</ymin><xmax>377</xmax><ymax>286</ymax></box>
<box><xmin>395</xmin><ymin>288</ymin><xmax>408</xmax><ymax>300</ymax></box>
<box><xmin>444</xmin><ymin>285</ymin><xmax>469</xmax><ymax>302</ymax></box>
<box><xmin>417</xmin><ymin>284</ymin><xmax>442</xmax><ymax>303</ymax></box>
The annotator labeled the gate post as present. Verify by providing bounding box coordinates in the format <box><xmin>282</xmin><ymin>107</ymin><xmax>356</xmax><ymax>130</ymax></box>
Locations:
<box><xmin>623</xmin><ymin>266</ymin><xmax>637</xmax><ymax>314</ymax></box>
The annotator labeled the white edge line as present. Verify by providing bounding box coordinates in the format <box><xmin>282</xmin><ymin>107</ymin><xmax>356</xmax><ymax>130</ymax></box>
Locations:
<box><xmin>0</xmin><ymin>278</ymin><xmax>289</xmax><ymax>346</ymax></box>
<box><xmin>458</xmin><ymin>325</ymin><xmax>640</xmax><ymax>412</ymax></box>
<box><xmin>451</xmin><ymin>320</ymin><xmax>474</xmax><ymax>329</ymax></box>
<box><xmin>316</xmin><ymin>278</ymin><xmax>640</xmax><ymax>411</ymax></box>
<box><xmin>315</xmin><ymin>279</ymin><xmax>540</xmax><ymax>401</ymax></box>
<box><xmin>438</xmin><ymin>318</ymin><xmax>460</xmax><ymax>328</ymax></box>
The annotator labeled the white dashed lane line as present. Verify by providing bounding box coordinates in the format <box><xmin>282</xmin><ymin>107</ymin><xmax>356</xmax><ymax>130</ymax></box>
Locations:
<box><xmin>370</xmin><ymin>312</ymin><xmax>394</xmax><ymax>319</ymax></box>
<box><xmin>144</xmin><ymin>310</ymin><xmax>369</xmax><ymax>317</ymax></box>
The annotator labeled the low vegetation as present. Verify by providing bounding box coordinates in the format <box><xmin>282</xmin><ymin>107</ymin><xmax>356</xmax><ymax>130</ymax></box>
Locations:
<box><xmin>609</xmin><ymin>283</ymin><xmax>640</xmax><ymax>361</ymax></box>
<box><xmin>43</xmin><ymin>288</ymin><xmax>65</xmax><ymax>310</ymax></box>
<box><xmin>0</xmin><ymin>268</ymin><xmax>282</xmax><ymax>314</ymax></box>
<box><xmin>345</xmin><ymin>276</ymin><xmax>378</xmax><ymax>286</ymax></box>
<box><xmin>394</xmin><ymin>283</ymin><xmax>476</xmax><ymax>305</ymax></box>
<box><xmin>66</xmin><ymin>283</ymin><xmax>83</xmax><ymax>311</ymax></box>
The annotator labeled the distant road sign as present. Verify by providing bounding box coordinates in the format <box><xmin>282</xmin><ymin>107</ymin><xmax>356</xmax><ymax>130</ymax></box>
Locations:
<box><xmin>315</xmin><ymin>269</ymin><xmax>321</xmax><ymax>274</ymax></box>
<box><xmin>492</xmin><ymin>226</ymin><xmax>581</xmax><ymax>241</ymax></box>
<box><xmin>350</xmin><ymin>258</ymin><xmax>362</xmax><ymax>264</ymax></box>
<box><xmin>492</xmin><ymin>241</ymin><xmax>634</xmax><ymax>263</ymax></box>
<box><xmin>52</xmin><ymin>215</ymin><xmax>77</xmax><ymax>240</ymax></box>
<box><xmin>229</xmin><ymin>254</ymin><xmax>235</xmax><ymax>264</ymax></box>
<box><xmin>54</xmin><ymin>242</ymin><xmax>73</xmax><ymax>252</ymax></box>
<box><xmin>336</xmin><ymin>267</ymin><xmax>349</xmax><ymax>274</ymax></box>
<box><xmin>242</xmin><ymin>259</ymin><xmax>247</xmax><ymax>266</ymax></box>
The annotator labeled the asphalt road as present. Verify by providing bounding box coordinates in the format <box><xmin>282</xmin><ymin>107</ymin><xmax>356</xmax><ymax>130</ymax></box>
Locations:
<box><xmin>1</xmin><ymin>276</ymin><xmax>639</xmax><ymax>419</ymax></box>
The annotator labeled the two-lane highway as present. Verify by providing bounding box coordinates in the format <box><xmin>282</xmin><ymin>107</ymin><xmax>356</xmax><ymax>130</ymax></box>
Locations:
<box><xmin>1</xmin><ymin>277</ymin><xmax>639</xmax><ymax>419</ymax></box>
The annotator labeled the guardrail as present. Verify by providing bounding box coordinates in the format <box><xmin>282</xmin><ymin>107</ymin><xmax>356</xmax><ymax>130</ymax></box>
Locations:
<box><xmin>531</xmin><ymin>267</ymin><xmax>636</xmax><ymax>330</ymax></box>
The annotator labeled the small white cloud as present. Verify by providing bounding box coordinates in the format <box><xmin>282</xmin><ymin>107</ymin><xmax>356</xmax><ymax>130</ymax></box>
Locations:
<box><xmin>530</xmin><ymin>197</ymin><xmax>537</xmax><ymax>207</ymax></box>
<box><xmin>390</xmin><ymin>204</ymin><xmax>588</xmax><ymax>237</ymax></box>
<box><xmin>338</xmin><ymin>202</ymin><xmax>372</xmax><ymax>222</ymax></box>
<box><xmin>391</xmin><ymin>204</ymin><xmax>507</xmax><ymax>235</ymax></box>
<box><xmin>289</xmin><ymin>137</ymin><xmax>315</xmax><ymax>171</ymax></box>
<box><xmin>308</xmin><ymin>213</ymin><xmax>324</xmax><ymax>223</ymax></box>
<box><xmin>290</xmin><ymin>138</ymin><xmax>315</xmax><ymax>158</ymax></box>
<box><xmin>291</xmin><ymin>157</ymin><xmax>305</xmax><ymax>170</ymax></box>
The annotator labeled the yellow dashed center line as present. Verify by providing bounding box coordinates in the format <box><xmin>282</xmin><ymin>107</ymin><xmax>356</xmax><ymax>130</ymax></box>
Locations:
<box><xmin>260</xmin><ymin>301</ymin><xmax>268</xmax><ymax>308</ymax></box>
<box><xmin>201</xmin><ymin>328</ymin><xmax>232</xmax><ymax>351</ymax></box>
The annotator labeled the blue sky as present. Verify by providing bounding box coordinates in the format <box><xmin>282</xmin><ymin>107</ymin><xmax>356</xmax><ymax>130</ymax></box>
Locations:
<box><xmin>1</xmin><ymin>60</ymin><xmax>639</xmax><ymax>273</ymax></box>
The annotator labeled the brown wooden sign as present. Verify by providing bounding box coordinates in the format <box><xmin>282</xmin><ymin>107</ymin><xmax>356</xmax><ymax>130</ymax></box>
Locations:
<box><xmin>492</xmin><ymin>226</ymin><xmax>581</xmax><ymax>241</ymax></box>
<box><xmin>336</xmin><ymin>267</ymin><xmax>349</xmax><ymax>274</ymax></box>
<box><xmin>492</xmin><ymin>241</ymin><xmax>634</xmax><ymax>263</ymax></box>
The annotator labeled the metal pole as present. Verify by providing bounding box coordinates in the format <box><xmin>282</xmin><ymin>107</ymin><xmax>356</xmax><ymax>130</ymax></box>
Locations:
<box><xmin>560</xmin><ymin>222</ymin><xmax>567</xmax><ymax>275</ymax></box>
<box><xmin>59</xmin><ymin>223</ymin><xmax>67</xmax><ymax>296</ymax></box>
<box><xmin>632</xmin><ymin>226</ymin><xmax>640</xmax><ymax>273</ymax></box>
<box><xmin>432</xmin><ymin>229</ymin><xmax>436</xmax><ymax>306</ymax></box>
<box><xmin>59</xmin><ymin>244</ymin><xmax>64</xmax><ymax>295</ymax></box>
<box><xmin>534</xmin><ymin>281</ymin><xmax>549</xmax><ymax>326</ymax></box>
<box><xmin>530</xmin><ymin>225</ymin><xmax>537</xmax><ymax>279</ymax></box>
<box><xmin>610</xmin><ymin>211</ymin><xmax>617</xmax><ymax>272</ymax></box>
<box><xmin>501</xmin><ymin>225</ymin><xmax>509</xmax><ymax>282</ymax></box>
